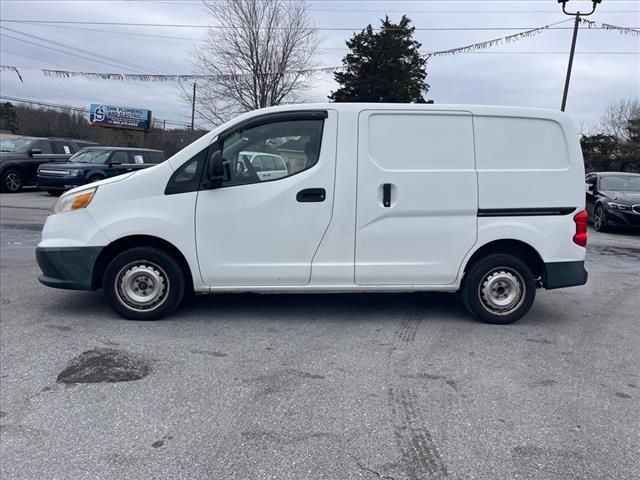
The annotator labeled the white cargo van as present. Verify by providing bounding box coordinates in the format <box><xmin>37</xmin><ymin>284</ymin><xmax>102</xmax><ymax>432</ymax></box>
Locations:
<box><xmin>37</xmin><ymin>104</ymin><xmax>588</xmax><ymax>324</ymax></box>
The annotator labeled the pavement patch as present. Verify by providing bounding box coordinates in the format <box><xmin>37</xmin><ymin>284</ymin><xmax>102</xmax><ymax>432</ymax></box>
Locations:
<box><xmin>56</xmin><ymin>348</ymin><xmax>151</xmax><ymax>384</ymax></box>
<box><xmin>190</xmin><ymin>349</ymin><xmax>228</xmax><ymax>357</ymax></box>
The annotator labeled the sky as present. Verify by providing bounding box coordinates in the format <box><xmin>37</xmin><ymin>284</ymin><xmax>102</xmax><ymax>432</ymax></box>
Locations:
<box><xmin>0</xmin><ymin>0</ymin><xmax>638</xmax><ymax>131</ymax></box>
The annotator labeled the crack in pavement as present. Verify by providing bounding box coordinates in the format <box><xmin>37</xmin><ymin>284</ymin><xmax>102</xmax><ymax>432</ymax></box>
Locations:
<box><xmin>348</xmin><ymin>453</ymin><xmax>396</xmax><ymax>480</ymax></box>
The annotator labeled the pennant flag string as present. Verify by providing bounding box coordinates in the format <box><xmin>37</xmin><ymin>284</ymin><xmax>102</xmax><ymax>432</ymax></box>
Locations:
<box><xmin>0</xmin><ymin>65</ymin><xmax>24</xmax><ymax>83</ymax></box>
<box><xmin>4</xmin><ymin>19</ymin><xmax>637</xmax><ymax>84</ymax></box>
<box><xmin>579</xmin><ymin>18</ymin><xmax>640</xmax><ymax>37</ymax></box>
<box><xmin>427</xmin><ymin>19</ymin><xmax>569</xmax><ymax>58</ymax></box>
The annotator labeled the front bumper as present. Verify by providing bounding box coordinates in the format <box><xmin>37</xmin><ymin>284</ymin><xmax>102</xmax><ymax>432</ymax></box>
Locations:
<box><xmin>37</xmin><ymin>174</ymin><xmax>82</xmax><ymax>191</ymax></box>
<box><xmin>606</xmin><ymin>207</ymin><xmax>640</xmax><ymax>228</ymax></box>
<box><xmin>36</xmin><ymin>246</ymin><xmax>103</xmax><ymax>290</ymax></box>
<box><xmin>544</xmin><ymin>261</ymin><xmax>588</xmax><ymax>290</ymax></box>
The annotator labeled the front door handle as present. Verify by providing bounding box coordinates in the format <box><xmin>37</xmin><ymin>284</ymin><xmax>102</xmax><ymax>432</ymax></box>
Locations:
<box><xmin>297</xmin><ymin>188</ymin><xmax>326</xmax><ymax>202</ymax></box>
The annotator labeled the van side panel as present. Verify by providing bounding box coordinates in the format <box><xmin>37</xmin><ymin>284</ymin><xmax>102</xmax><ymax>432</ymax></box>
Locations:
<box><xmin>470</xmin><ymin>113</ymin><xmax>587</xmax><ymax>270</ymax></box>
<box><xmin>474</xmin><ymin>115</ymin><xmax>584</xmax><ymax>210</ymax></box>
<box><xmin>355</xmin><ymin>111</ymin><xmax>478</xmax><ymax>285</ymax></box>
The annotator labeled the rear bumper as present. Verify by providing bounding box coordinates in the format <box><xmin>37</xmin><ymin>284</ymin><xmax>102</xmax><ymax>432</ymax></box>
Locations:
<box><xmin>544</xmin><ymin>261</ymin><xmax>588</xmax><ymax>290</ymax></box>
<box><xmin>36</xmin><ymin>246</ymin><xmax>103</xmax><ymax>290</ymax></box>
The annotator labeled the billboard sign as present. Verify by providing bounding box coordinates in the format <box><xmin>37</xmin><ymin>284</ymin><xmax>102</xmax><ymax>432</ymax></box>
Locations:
<box><xmin>89</xmin><ymin>104</ymin><xmax>152</xmax><ymax>131</ymax></box>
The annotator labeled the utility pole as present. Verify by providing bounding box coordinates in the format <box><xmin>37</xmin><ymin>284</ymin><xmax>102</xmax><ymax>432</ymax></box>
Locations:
<box><xmin>191</xmin><ymin>82</ymin><xmax>196</xmax><ymax>131</ymax></box>
<box><xmin>558</xmin><ymin>0</ymin><xmax>602</xmax><ymax>111</ymax></box>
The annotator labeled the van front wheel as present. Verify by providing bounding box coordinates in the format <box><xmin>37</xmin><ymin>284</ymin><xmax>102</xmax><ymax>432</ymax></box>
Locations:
<box><xmin>103</xmin><ymin>247</ymin><xmax>186</xmax><ymax>320</ymax></box>
<box><xmin>462</xmin><ymin>254</ymin><xmax>536</xmax><ymax>325</ymax></box>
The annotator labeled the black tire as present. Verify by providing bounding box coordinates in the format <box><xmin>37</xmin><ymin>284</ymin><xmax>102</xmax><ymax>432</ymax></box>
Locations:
<box><xmin>593</xmin><ymin>205</ymin><xmax>608</xmax><ymax>232</ymax></box>
<box><xmin>87</xmin><ymin>175</ymin><xmax>104</xmax><ymax>184</ymax></box>
<box><xmin>462</xmin><ymin>254</ymin><xmax>536</xmax><ymax>325</ymax></box>
<box><xmin>102</xmin><ymin>247</ymin><xmax>186</xmax><ymax>320</ymax></box>
<box><xmin>1</xmin><ymin>168</ymin><xmax>23</xmax><ymax>193</ymax></box>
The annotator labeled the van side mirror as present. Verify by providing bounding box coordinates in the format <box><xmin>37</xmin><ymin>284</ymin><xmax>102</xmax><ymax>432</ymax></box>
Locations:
<box><xmin>28</xmin><ymin>148</ymin><xmax>42</xmax><ymax>156</ymax></box>
<box><xmin>206</xmin><ymin>150</ymin><xmax>230</xmax><ymax>184</ymax></box>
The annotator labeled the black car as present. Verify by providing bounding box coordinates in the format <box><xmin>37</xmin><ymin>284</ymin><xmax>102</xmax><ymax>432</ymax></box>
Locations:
<box><xmin>37</xmin><ymin>147</ymin><xmax>165</xmax><ymax>195</ymax></box>
<box><xmin>0</xmin><ymin>136</ymin><xmax>98</xmax><ymax>193</ymax></box>
<box><xmin>585</xmin><ymin>172</ymin><xmax>640</xmax><ymax>232</ymax></box>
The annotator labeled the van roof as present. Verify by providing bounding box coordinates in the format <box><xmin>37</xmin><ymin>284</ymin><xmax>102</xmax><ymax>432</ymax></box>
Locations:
<box><xmin>232</xmin><ymin>102</ymin><xmax>571</xmax><ymax>117</ymax></box>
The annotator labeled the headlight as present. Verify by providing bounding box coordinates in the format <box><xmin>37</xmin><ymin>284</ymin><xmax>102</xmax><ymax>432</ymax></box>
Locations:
<box><xmin>50</xmin><ymin>187</ymin><xmax>97</xmax><ymax>215</ymax></box>
<box><xmin>64</xmin><ymin>169</ymin><xmax>84</xmax><ymax>176</ymax></box>
<box><xmin>607</xmin><ymin>202</ymin><xmax>630</xmax><ymax>211</ymax></box>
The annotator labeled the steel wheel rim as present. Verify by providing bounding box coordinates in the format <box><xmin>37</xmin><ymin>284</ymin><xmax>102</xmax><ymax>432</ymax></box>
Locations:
<box><xmin>5</xmin><ymin>172</ymin><xmax>20</xmax><ymax>191</ymax></box>
<box><xmin>478</xmin><ymin>267</ymin><xmax>526</xmax><ymax>316</ymax></box>
<box><xmin>115</xmin><ymin>261</ymin><xmax>169</xmax><ymax>312</ymax></box>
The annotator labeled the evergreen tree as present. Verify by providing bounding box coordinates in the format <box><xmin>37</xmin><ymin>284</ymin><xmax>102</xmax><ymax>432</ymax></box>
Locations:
<box><xmin>329</xmin><ymin>16</ymin><xmax>430</xmax><ymax>103</ymax></box>
<box><xmin>0</xmin><ymin>102</ymin><xmax>19</xmax><ymax>133</ymax></box>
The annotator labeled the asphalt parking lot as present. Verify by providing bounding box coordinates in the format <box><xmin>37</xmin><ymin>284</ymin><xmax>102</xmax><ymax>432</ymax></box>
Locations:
<box><xmin>1</xmin><ymin>190</ymin><xmax>639</xmax><ymax>480</ymax></box>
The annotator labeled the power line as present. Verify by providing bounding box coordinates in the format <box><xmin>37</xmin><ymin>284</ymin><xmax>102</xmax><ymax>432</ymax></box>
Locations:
<box><xmin>9</xmin><ymin>20</ymin><xmax>638</xmax><ymax>52</ymax></box>
<box><xmin>0</xmin><ymin>33</ymin><xmax>148</xmax><ymax>73</ymax></box>
<box><xmin>0</xmin><ymin>49</ymin><xmax>78</xmax><ymax>69</ymax></box>
<box><xmin>0</xmin><ymin>0</ymin><xmax>637</xmax><ymax>2</ymax></box>
<box><xmin>15</xmin><ymin>21</ymin><xmax>200</xmax><ymax>42</ymax></box>
<box><xmin>2</xmin><ymin>0</ymin><xmax>637</xmax><ymax>9</ymax></box>
<box><xmin>2</xmin><ymin>19</ymin><xmax>638</xmax><ymax>30</ymax></box>
<box><xmin>0</xmin><ymin>26</ymin><xmax>171</xmax><ymax>74</ymax></box>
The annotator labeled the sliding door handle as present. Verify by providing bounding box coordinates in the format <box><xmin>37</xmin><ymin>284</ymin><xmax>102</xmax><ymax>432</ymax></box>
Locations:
<box><xmin>382</xmin><ymin>183</ymin><xmax>392</xmax><ymax>207</ymax></box>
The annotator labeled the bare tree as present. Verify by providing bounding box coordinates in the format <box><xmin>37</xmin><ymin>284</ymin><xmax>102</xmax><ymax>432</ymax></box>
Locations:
<box><xmin>184</xmin><ymin>0</ymin><xmax>319</xmax><ymax>126</ymax></box>
<box><xmin>599</xmin><ymin>98</ymin><xmax>640</xmax><ymax>141</ymax></box>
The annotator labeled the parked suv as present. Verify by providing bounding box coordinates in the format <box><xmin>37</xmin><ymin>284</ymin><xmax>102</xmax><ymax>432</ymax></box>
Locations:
<box><xmin>586</xmin><ymin>172</ymin><xmax>640</xmax><ymax>231</ymax></box>
<box><xmin>37</xmin><ymin>147</ymin><xmax>165</xmax><ymax>195</ymax></box>
<box><xmin>0</xmin><ymin>136</ymin><xmax>98</xmax><ymax>192</ymax></box>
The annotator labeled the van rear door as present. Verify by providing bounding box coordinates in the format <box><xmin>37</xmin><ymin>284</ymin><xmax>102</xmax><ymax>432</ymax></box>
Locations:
<box><xmin>355</xmin><ymin>110</ymin><xmax>477</xmax><ymax>285</ymax></box>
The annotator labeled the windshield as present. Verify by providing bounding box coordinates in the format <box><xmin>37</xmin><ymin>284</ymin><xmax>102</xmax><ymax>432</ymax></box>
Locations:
<box><xmin>69</xmin><ymin>150</ymin><xmax>111</xmax><ymax>164</ymax></box>
<box><xmin>600</xmin><ymin>175</ymin><xmax>640</xmax><ymax>192</ymax></box>
<box><xmin>0</xmin><ymin>138</ymin><xmax>34</xmax><ymax>153</ymax></box>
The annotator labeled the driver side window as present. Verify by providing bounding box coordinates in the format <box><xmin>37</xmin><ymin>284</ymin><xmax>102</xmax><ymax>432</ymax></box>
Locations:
<box><xmin>219</xmin><ymin>118</ymin><xmax>323</xmax><ymax>187</ymax></box>
<box><xmin>31</xmin><ymin>140</ymin><xmax>53</xmax><ymax>154</ymax></box>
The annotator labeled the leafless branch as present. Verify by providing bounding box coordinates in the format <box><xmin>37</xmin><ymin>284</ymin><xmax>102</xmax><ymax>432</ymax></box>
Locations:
<box><xmin>181</xmin><ymin>0</ymin><xmax>319</xmax><ymax>126</ymax></box>
<box><xmin>599</xmin><ymin>97</ymin><xmax>640</xmax><ymax>141</ymax></box>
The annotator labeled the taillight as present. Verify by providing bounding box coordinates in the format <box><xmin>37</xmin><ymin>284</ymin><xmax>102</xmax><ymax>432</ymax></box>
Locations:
<box><xmin>573</xmin><ymin>210</ymin><xmax>588</xmax><ymax>247</ymax></box>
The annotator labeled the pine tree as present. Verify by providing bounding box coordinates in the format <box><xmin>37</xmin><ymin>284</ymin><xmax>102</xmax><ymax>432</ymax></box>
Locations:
<box><xmin>329</xmin><ymin>16</ymin><xmax>430</xmax><ymax>103</ymax></box>
<box><xmin>0</xmin><ymin>102</ymin><xmax>19</xmax><ymax>133</ymax></box>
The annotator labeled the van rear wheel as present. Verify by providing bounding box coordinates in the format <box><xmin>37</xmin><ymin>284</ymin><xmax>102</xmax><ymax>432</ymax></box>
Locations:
<box><xmin>462</xmin><ymin>254</ymin><xmax>536</xmax><ymax>325</ymax></box>
<box><xmin>103</xmin><ymin>247</ymin><xmax>186</xmax><ymax>320</ymax></box>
